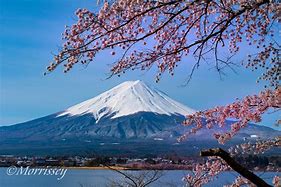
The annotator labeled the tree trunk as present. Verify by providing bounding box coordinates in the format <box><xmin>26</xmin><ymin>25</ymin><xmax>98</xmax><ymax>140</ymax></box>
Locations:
<box><xmin>200</xmin><ymin>148</ymin><xmax>272</xmax><ymax>187</ymax></box>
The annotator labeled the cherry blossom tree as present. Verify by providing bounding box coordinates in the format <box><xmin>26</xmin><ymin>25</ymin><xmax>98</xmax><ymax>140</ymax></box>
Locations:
<box><xmin>179</xmin><ymin>88</ymin><xmax>281</xmax><ymax>144</ymax></box>
<box><xmin>48</xmin><ymin>0</ymin><xmax>280</xmax><ymax>186</ymax></box>
<box><xmin>183</xmin><ymin>158</ymin><xmax>229</xmax><ymax>186</ymax></box>
<box><xmin>184</xmin><ymin>137</ymin><xmax>280</xmax><ymax>187</ymax></box>
<box><xmin>46</xmin><ymin>0</ymin><xmax>280</xmax><ymax>87</ymax></box>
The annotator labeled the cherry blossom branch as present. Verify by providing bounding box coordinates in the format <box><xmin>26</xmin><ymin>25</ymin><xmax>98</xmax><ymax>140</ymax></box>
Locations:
<box><xmin>179</xmin><ymin>87</ymin><xmax>281</xmax><ymax>144</ymax></box>
<box><xmin>182</xmin><ymin>157</ymin><xmax>229</xmax><ymax>186</ymax></box>
<box><xmin>46</xmin><ymin>0</ymin><xmax>280</xmax><ymax>87</ymax></box>
<box><xmin>184</xmin><ymin>137</ymin><xmax>280</xmax><ymax>187</ymax></box>
<box><xmin>200</xmin><ymin>148</ymin><xmax>272</xmax><ymax>187</ymax></box>
<box><xmin>228</xmin><ymin>136</ymin><xmax>281</xmax><ymax>155</ymax></box>
<box><xmin>224</xmin><ymin>176</ymin><xmax>256</xmax><ymax>187</ymax></box>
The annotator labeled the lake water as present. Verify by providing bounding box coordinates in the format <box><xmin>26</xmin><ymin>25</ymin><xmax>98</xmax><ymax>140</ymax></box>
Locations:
<box><xmin>0</xmin><ymin>168</ymin><xmax>278</xmax><ymax>187</ymax></box>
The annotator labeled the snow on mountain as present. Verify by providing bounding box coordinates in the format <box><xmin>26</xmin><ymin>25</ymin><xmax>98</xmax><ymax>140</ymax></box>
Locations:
<box><xmin>58</xmin><ymin>80</ymin><xmax>195</xmax><ymax>121</ymax></box>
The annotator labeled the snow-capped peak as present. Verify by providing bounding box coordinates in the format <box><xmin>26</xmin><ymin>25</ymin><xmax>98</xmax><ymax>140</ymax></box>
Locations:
<box><xmin>58</xmin><ymin>80</ymin><xmax>196</xmax><ymax>120</ymax></box>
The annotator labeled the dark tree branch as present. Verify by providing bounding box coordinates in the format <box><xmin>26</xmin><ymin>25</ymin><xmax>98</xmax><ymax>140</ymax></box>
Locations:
<box><xmin>104</xmin><ymin>164</ymin><xmax>163</xmax><ymax>187</ymax></box>
<box><xmin>200</xmin><ymin>148</ymin><xmax>272</xmax><ymax>187</ymax></box>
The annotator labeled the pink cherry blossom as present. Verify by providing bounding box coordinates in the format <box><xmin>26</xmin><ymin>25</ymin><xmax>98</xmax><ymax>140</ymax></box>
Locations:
<box><xmin>179</xmin><ymin>87</ymin><xmax>280</xmax><ymax>144</ymax></box>
<box><xmin>46</xmin><ymin>0</ymin><xmax>280</xmax><ymax>88</ymax></box>
<box><xmin>273</xmin><ymin>176</ymin><xmax>281</xmax><ymax>187</ymax></box>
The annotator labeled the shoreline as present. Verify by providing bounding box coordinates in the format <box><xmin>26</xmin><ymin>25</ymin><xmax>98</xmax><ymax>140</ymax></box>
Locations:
<box><xmin>0</xmin><ymin>166</ymin><xmax>279</xmax><ymax>172</ymax></box>
<box><xmin>63</xmin><ymin>166</ymin><xmax>130</xmax><ymax>170</ymax></box>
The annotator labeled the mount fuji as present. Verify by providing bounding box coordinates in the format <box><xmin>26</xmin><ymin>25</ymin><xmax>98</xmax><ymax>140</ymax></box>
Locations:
<box><xmin>0</xmin><ymin>80</ymin><xmax>280</xmax><ymax>156</ymax></box>
<box><xmin>58</xmin><ymin>80</ymin><xmax>195</xmax><ymax>122</ymax></box>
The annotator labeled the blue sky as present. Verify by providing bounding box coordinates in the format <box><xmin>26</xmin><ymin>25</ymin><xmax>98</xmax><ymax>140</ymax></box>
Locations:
<box><xmin>0</xmin><ymin>0</ymin><xmax>279</xmax><ymax>129</ymax></box>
